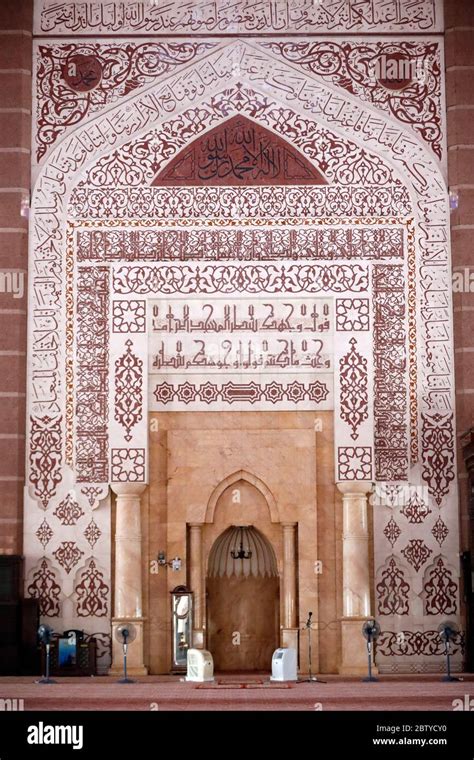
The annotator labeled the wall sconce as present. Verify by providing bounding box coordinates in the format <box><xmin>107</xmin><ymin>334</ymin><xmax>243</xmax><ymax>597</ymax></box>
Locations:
<box><xmin>157</xmin><ymin>551</ymin><xmax>182</xmax><ymax>571</ymax></box>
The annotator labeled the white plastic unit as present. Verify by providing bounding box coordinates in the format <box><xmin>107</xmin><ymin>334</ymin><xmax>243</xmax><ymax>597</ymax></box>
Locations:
<box><xmin>270</xmin><ymin>647</ymin><xmax>298</xmax><ymax>681</ymax></box>
<box><xmin>185</xmin><ymin>648</ymin><xmax>214</xmax><ymax>682</ymax></box>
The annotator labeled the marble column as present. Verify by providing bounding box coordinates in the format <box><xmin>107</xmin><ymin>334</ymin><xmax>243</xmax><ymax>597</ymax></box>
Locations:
<box><xmin>281</xmin><ymin>522</ymin><xmax>298</xmax><ymax>651</ymax></box>
<box><xmin>189</xmin><ymin>523</ymin><xmax>205</xmax><ymax>648</ymax></box>
<box><xmin>337</xmin><ymin>482</ymin><xmax>374</xmax><ymax>675</ymax></box>
<box><xmin>109</xmin><ymin>483</ymin><xmax>148</xmax><ymax>676</ymax></box>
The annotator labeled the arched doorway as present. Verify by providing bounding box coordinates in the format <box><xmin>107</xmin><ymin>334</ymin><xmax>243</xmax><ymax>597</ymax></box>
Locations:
<box><xmin>207</xmin><ymin>526</ymin><xmax>279</xmax><ymax>672</ymax></box>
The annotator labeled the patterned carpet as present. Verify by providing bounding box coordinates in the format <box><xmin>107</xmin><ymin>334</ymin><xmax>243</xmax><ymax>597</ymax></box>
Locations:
<box><xmin>0</xmin><ymin>673</ymin><xmax>472</xmax><ymax>711</ymax></box>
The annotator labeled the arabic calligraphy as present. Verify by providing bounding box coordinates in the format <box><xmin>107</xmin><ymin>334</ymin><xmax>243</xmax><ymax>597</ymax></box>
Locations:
<box><xmin>37</xmin><ymin>1</ymin><xmax>440</xmax><ymax>35</ymax></box>
<box><xmin>150</xmin><ymin>299</ymin><xmax>331</xmax><ymax>334</ymax></box>
<box><xmin>148</xmin><ymin>297</ymin><xmax>332</xmax><ymax>375</ymax></box>
<box><xmin>151</xmin><ymin>336</ymin><xmax>331</xmax><ymax>372</ymax></box>
<box><xmin>62</xmin><ymin>54</ymin><xmax>102</xmax><ymax>93</ymax></box>
<box><xmin>154</xmin><ymin>116</ymin><xmax>325</xmax><ymax>186</ymax></box>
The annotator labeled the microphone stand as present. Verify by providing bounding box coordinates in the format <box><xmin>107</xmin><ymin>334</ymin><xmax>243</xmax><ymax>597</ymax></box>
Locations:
<box><xmin>298</xmin><ymin>614</ymin><xmax>326</xmax><ymax>684</ymax></box>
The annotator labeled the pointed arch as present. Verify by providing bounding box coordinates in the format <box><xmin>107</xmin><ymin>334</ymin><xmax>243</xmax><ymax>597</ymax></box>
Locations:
<box><xmin>205</xmin><ymin>469</ymin><xmax>279</xmax><ymax>524</ymax></box>
<box><xmin>26</xmin><ymin>38</ymin><xmax>452</xmax><ymax>505</ymax></box>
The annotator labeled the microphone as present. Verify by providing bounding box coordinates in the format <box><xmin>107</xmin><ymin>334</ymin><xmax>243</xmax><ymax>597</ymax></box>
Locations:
<box><xmin>306</xmin><ymin>611</ymin><xmax>313</xmax><ymax>627</ymax></box>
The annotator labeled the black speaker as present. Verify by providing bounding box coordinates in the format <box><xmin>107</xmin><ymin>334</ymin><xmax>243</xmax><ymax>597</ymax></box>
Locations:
<box><xmin>0</xmin><ymin>603</ymin><xmax>20</xmax><ymax>674</ymax></box>
<box><xmin>20</xmin><ymin>598</ymin><xmax>40</xmax><ymax>675</ymax></box>
<box><xmin>0</xmin><ymin>556</ymin><xmax>22</xmax><ymax>602</ymax></box>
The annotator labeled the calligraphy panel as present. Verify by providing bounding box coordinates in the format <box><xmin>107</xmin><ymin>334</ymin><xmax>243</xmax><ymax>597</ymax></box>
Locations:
<box><xmin>153</xmin><ymin>116</ymin><xmax>326</xmax><ymax>186</ymax></box>
<box><xmin>148</xmin><ymin>296</ymin><xmax>333</xmax><ymax>411</ymax></box>
<box><xmin>35</xmin><ymin>1</ymin><xmax>442</xmax><ymax>36</ymax></box>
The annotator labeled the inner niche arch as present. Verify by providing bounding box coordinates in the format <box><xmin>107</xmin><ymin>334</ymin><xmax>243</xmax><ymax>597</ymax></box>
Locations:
<box><xmin>206</xmin><ymin>525</ymin><xmax>280</xmax><ymax>671</ymax></box>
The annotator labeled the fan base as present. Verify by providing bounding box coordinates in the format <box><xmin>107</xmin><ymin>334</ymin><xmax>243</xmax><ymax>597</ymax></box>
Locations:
<box><xmin>298</xmin><ymin>676</ymin><xmax>326</xmax><ymax>683</ymax></box>
<box><xmin>36</xmin><ymin>678</ymin><xmax>57</xmax><ymax>684</ymax></box>
<box><xmin>362</xmin><ymin>676</ymin><xmax>379</xmax><ymax>682</ymax></box>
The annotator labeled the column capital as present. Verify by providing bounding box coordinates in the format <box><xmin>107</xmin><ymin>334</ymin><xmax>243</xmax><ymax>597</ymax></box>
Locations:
<box><xmin>188</xmin><ymin>522</ymin><xmax>204</xmax><ymax>529</ymax></box>
<box><xmin>336</xmin><ymin>482</ymin><xmax>373</xmax><ymax>497</ymax></box>
<box><xmin>111</xmin><ymin>483</ymin><xmax>147</xmax><ymax>498</ymax></box>
<box><xmin>281</xmin><ymin>521</ymin><xmax>297</xmax><ymax>529</ymax></box>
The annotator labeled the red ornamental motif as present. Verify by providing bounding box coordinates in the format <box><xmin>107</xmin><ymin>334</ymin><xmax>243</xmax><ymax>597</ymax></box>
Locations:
<box><xmin>176</xmin><ymin>382</ymin><xmax>198</xmax><ymax>404</ymax></box>
<box><xmin>307</xmin><ymin>381</ymin><xmax>329</xmax><ymax>403</ymax></box>
<box><xmin>400</xmin><ymin>492</ymin><xmax>431</xmax><ymax>524</ymax></box>
<box><xmin>111</xmin><ymin>448</ymin><xmax>145</xmax><ymax>482</ymax></box>
<box><xmin>88</xmin><ymin>632</ymin><xmax>112</xmax><ymax>668</ymax></box>
<box><xmin>81</xmin><ymin>486</ymin><xmax>103</xmax><ymax>508</ymax></box>
<box><xmin>423</xmin><ymin>557</ymin><xmax>458</xmax><ymax>615</ymax></box>
<box><xmin>339</xmin><ymin>337</ymin><xmax>368</xmax><ymax>440</ymax></box>
<box><xmin>53</xmin><ymin>493</ymin><xmax>85</xmax><ymax>526</ymax></box>
<box><xmin>266</xmin><ymin>41</ymin><xmax>442</xmax><ymax>157</ymax></box>
<box><xmin>112</xmin><ymin>263</ymin><xmax>369</xmax><ymax>296</ymax></box>
<box><xmin>27</xmin><ymin>559</ymin><xmax>61</xmax><ymax>617</ymax></box>
<box><xmin>264</xmin><ymin>382</ymin><xmax>285</xmax><ymax>403</ymax></box>
<box><xmin>112</xmin><ymin>300</ymin><xmax>146</xmax><ymax>333</ymax></box>
<box><xmin>377</xmin><ymin>630</ymin><xmax>464</xmax><ymax>657</ymax></box>
<box><xmin>52</xmin><ymin>541</ymin><xmax>85</xmax><ymax>574</ymax></box>
<box><xmin>286</xmin><ymin>381</ymin><xmax>306</xmax><ymax>403</ymax></box>
<box><xmin>79</xmin><ymin>227</ymin><xmax>403</xmax><ymax>264</ymax></box>
<box><xmin>37</xmin><ymin>42</ymin><xmax>210</xmax><ymax>160</ymax></box>
<box><xmin>400</xmin><ymin>539</ymin><xmax>433</xmax><ymax>572</ymax></box>
<box><xmin>84</xmin><ymin>519</ymin><xmax>102</xmax><ymax>549</ymax></box>
<box><xmin>114</xmin><ymin>340</ymin><xmax>143</xmax><ymax>442</ymax></box>
<box><xmin>76</xmin><ymin>267</ymin><xmax>109</xmax><ymax>484</ymax></box>
<box><xmin>75</xmin><ymin>560</ymin><xmax>109</xmax><ymax>617</ymax></box>
<box><xmin>431</xmin><ymin>517</ymin><xmax>449</xmax><ymax>547</ymax></box>
<box><xmin>199</xmin><ymin>381</ymin><xmax>220</xmax><ymax>404</ymax></box>
<box><xmin>35</xmin><ymin>519</ymin><xmax>53</xmax><ymax>549</ymax></box>
<box><xmin>71</xmin><ymin>184</ymin><xmax>410</xmax><ymax>221</ymax></box>
<box><xmin>376</xmin><ymin>557</ymin><xmax>410</xmax><ymax>615</ymax></box>
<box><xmin>152</xmin><ymin>380</ymin><xmax>329</xmax><ymax>406</ymax></box>
<box><xmin>335</xmin><ymin>298</ymin><xmax>370</xmax><ymax>331</ymax></box>
<box><xmin>421</xmin><ymin>413</ymin><xmax>455</xmax><ymax>506</ymax></box>
<box><xmin>29</xmin><ymin>415</ymin><xmax>63</xmax><ymax>509</ymax></box>
<box><xmin>383</xmin><ymin>517</ymin><xmax>401</xmax><ymax>548</ymax></box>
<box><xmin>373</xmin><ymin>265</ymin><xmax>408</xmax><ymax>482</ymax></box>
<box><xmin>337</xmin><ymin>447</ymin><xmax>372</xmax><ymax>481</ymax></box>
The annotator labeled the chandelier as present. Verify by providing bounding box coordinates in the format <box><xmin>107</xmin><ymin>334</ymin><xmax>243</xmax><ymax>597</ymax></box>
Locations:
<box><xmin>230</xmin><ymin>526</ymin><xmax>252</xmax><ymax>560</ymax></box>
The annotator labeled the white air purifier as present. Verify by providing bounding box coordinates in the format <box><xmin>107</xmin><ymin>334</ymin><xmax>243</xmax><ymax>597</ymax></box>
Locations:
<box><xmin>271</xmin><ymin>647</ymin><xmax>298</xmax><ymax>681</ymax></box>
<box><xmin>185</xmin><ymin>648</ymin><xmax>214</xmax><ymax>682</ymax></box>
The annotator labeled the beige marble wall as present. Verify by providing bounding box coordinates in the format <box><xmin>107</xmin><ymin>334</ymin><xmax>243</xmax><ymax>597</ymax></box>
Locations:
<box><xmin>145</xmin><ymin>410</ymin><xmax>339</xmax><ymax>675</ymax></box>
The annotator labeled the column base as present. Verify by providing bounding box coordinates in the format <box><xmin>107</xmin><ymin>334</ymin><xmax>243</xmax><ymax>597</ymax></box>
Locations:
<box><xmin>109</xmin><ymin>618</ymin><xmax>148</xmax><ymax>676</ymax></box>
<box><xmin>338</xmin><ymin>617</ymin><xmax>378</xmax><ymax>676</ymax></box>
<box><xmin>108</xmin><ymin>666</ymin><xmax>149</xmax><ymax>677</ymax></box>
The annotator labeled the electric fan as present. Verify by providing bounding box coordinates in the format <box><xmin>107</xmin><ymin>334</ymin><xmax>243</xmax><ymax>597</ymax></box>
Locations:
<box><xmin>438</xmin><ymin>621</ymin><xmax>460</xmax><ymax>682</ymax></box>
<box><xmin>114</xmin><ymin>623</ymin><xmax>137</xmax><ymax>684</ymax></box>
<box><xmin>37</xmin><ymin>624</ymin><xmax>56</xmax><ymax>684</ymax></box>
<box><xmin>361</xmin><ymin>619</ymin><xmax>381</xmax><ymax>682</ymax></box>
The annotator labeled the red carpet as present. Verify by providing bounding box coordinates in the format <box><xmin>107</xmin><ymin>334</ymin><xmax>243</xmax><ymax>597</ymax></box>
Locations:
<box><xmin>0</xmin><ymin>674</ymin><xmax>472</xmax><ymax>711</ymax></box>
